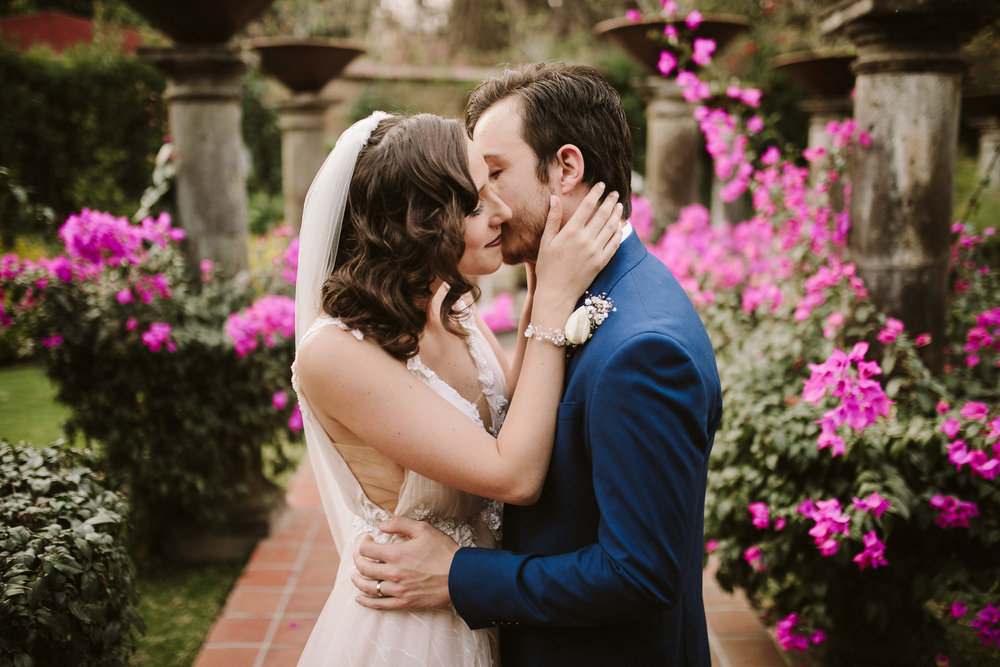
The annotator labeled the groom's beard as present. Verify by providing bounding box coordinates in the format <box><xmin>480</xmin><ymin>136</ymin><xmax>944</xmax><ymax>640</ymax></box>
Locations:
<box><xmin>501</xmin><ymin>197</ymin><xmax>548</xmax><ymax>265</ymax></box>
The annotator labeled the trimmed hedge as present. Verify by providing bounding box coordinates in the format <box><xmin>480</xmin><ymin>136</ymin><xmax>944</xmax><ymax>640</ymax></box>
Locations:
<box><xmin>0</xmin><ymin>440</ymin><xmax>143</xmax><ymax>666</ymax></box>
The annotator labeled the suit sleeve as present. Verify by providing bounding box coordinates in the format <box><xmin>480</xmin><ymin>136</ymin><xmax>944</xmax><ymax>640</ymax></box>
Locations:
<box><xmin>449</xmin><ymin>331</ymin><xmax>717</xmax><ymax>628</ymax></box>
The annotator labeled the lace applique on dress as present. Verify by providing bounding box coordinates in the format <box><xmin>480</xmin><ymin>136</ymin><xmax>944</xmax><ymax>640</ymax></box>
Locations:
<box><xmin>458</xmin><ymin>309</ymin><xmax>509</xmax><ymax>436</ymax></box>
<box><xmin>479</xmin><ymin>499</ymin><xmax>502</xmax><ymax>542</ymax></box>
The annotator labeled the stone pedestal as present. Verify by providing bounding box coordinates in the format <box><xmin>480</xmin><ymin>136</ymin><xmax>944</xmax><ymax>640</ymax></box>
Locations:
<box><xmin>143</xmin><ymin>44</ymin><xmax>251</xmax><ymax>277</ymax></box>
<box><xmin>641</xmin><ymin>78</ymin><xmax>702</xmax><ymax>226</ymax></box>
<box><xmin>974</xmin><ymin>119</ymin><xmax>1000</xmax><ymax>191</ymax></box>
<box><xmin>820</xmin><ymin>0</ymin><xmax>1000</xmax><ymax>371</ymax></box>
<box><xmin>964</xmin><ymin>95</ymin><xmax>1000</xmax><ymax>192</ymax></box>
<box><xmin>276</xmin><ymin>95</ymin><xmax>330</xmax><ymax>231</ymax></box>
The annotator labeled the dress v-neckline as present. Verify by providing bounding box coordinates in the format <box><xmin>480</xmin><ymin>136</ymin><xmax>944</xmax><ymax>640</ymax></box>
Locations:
<box><xmin>408</xmin><ymin>323</ymin><xmax>490</xmax><ymax>432</ymax></box>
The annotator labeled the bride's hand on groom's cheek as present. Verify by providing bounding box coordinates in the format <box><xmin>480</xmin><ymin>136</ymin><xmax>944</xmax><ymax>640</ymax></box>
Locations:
<box><xmin>351</xmin><ymin>516</ymin><xmax>458</xmax><ymax>611</ymax></box>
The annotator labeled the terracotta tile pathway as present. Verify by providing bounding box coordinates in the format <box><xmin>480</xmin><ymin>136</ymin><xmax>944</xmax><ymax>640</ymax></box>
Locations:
<box><xmin>194</xmin><ymin>458</ymin><xmax>788</xmax><ymax>667</ymax></box>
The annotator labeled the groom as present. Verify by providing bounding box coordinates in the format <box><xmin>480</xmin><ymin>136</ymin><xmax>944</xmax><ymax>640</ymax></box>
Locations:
<box><xmin>353</xmin><ymin>62</ymin><xmax>722</xmax><ymax>666</ymax></box>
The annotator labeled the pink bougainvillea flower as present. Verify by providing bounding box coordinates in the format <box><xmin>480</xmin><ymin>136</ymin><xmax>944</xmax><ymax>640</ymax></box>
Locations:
<box><xmin>116</xmin><ymin>288</ymin><xmax>133</xmax><ymax>305</ymax></box>
<box><xmin>288</xmin><ymin>404</ymin><xmax>303</xmax><ymax>433</ymax></box>
<box><xmin>226</xmin><ymin>295</ymin><xmax>296</xmax><ymax>356</ymax></box>
<box><xmin>877</xmin><ymin>317</ymin><xmax>904</xmax><ymax>344</ymax></box>
<box><xmin>774</xmin><ymin>517</ymin><xmax>786</xmax><ymax>531</ymax></box>
<box><xmin>936</xmin><ymin>399</ymin><xmax>950</xmax><ymax>415</ymax></box>
<box><xmin>141</xmin><ymin>322</ymin><xmax>176</xmax><ymax>353</ymax></box>
<box><xmin>916</xmin><ymin>333</ymin><xmax>931</xmax><ymax>347</ymax></box>
<box><xmin>691</xmin><ymin>38</ymin><xmax>716</xmax><ymax>66</ymax></box>
<box><xmin>657</xmin><ymin>50</ymin><xmax>677</xmax><ymax>76</ymax></box>
<box><xmin>951</xmin><ymin>601</ymin><xmax>968</xmax><ymax>618</ymax></box>
<box><xmin>746</xmin><ymin>115</ymin><xmax>764</xmax><ymax>133</ymax></box>
<box><xmin>823</xmin><ymin>311</ymin><xmax>845</xmax><ymax>339</ymax></box>
<box><xmin>748</xmin><ymin>502</ymin><xmax>770</xmax><ymax>529</ymax></box>
<box><xmin>761</xmin><ymin>146</ymin><xmax>781</xmax><ymax>165</ymax></box>
<box><xmin>626</xmin><ymin>9</ymin><xmax>641</xmax><ymax>21</ymax></box>
<box><xmin>272</xmin><ymin>391</ymin><xmax>288</xmax><ymax>411</ymax></box>
<box><xmin>705</xmin><ymin>539</ymin><xmax>719</xmax><ymax>553</ymax></box>
<box><xmin>685</xmin><ymin>9</ymin><xmax>703</xmax><ymax>29</ymax></box>
<box><xmin>740</xmin><ymin>87</ymin><xmax>762</xmax><ymax>107</ymax></box>
<box><xmin>42</xmin><ymin>335</ymin><xmax>63</xmax><ymax>348</ymax></box>
<box><xmin>852</xmin><ymin>492</ymin><xmax>891</xmax><ymax>517</ymax></box>
<box><xmin>126</xmin><ymin>317</ymin><xmax>138</xmax><ymax>332</ymax></box>
<box><xmin>929</xmin><ymin>494</ymin><xmax>979</xmax><ymax>528</ymax></box>
<box><xmin>661</xmin><ymin>0</ymin><xmax>678</xmax><ymax>12</ymax></box>
<box><xmin>940</xmin><ymin>418</ymin><xmax>961</xmax><ymax>439</ymax></box>
<box><xmin>663</xmin><ymin>24</ymin><xmax>678</xmax><ymax>38</ymax></box>
<box><xmin>853</xmin><ymin>530</ymin><xmax>888</xmax><ymax>569</ymax></box>
<box><xmin>970</xmin><ymin>604</ymin><xmax>1000</xmax><ymax>648</ymax></box>
<box><xmin>630</xmin><ymin>194</ymin><xmax>654</xmax><ymax>241</ymax></box>
<box><xmin>774</xmin><ymin>613</ymin><xmax>810</xmax><ymax>652</ymax></box>
<box><xmin>858</xmin><ymin>131</ymin><xmax>872</xmax><ymax>146</ymax></box>
<box><xmin>960</xmin><ymin>401</ymin><xmax>989</xmax><ymax>421</ymax></box>
<box><xmin>743</xmin><ymin>545</ymin><xmax>765</xmax><ymax>571</ymax></box>
<box><xmin>803</xmin><ymin>146</ymin><xmax>826</xmax><ymax>162</ymax></box>
<box><xmin>480</xmin><ymin>292</ymin><xmax>518</xmax><ymax>332</ymax></box>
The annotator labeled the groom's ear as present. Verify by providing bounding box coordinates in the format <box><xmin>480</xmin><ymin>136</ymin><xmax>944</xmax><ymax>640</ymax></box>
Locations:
<box><xmin>552</xmin><ymin>144</ymin><xmax>585</xmax><ymax>195</ymax></box>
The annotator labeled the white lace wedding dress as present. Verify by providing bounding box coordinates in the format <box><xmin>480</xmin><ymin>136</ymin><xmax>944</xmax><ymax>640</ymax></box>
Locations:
<box><xmin>292</xmin><ymin>311</ymin><xmax>508</xmax><ymax>666</ymax></box>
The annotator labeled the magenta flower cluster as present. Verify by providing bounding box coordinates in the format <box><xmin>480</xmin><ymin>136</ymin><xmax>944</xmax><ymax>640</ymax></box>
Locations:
<box><xmin>797</xmin><ymin>498</ymin><xmax>852</xmax><ymax>556</ymax></box>
<box><xmin>480</xmin><ymin>292</ymin><xmax>518</xmax><ymax>332</ymax></box>
<box><xmin>971</xmin><ymin>604</ymin><xmax>1000</xmax><ymax>647</ymax></box>
<box><xmin>942</xmin><ymin>401</ymin><xmax>1000</xmax><ymax>480</ymax></box>
<box><xmin>775</xmin><ymin>613</ymin><xmax>826</xmax><ymax>652</ymax></box>
<box><xmin>963</xmin><ymin>307</ymin><xmax>1000</xmax><ymax>369</ymax></box>
<box><xmin>801</xmin><ymin>342</ymin><xmax>893</xmax><ymax>457</ymax></box>
<box><xmin>59</xmin><ymin>209</ymin><xmax>184</xmax><ymax>277</ymax></box>
<box><xmin>225</xmin><ymin>295</ymin><xmax>295</xmax><ymax>356</ymax></box>
<box><xmin>929</xmin><ymin>494</ymin><xmax>979</xmax><ymax>529</ymax></box>
<box><xmin>1</xmin><ymin>211</ymin><xmax>186</xmax><ymax>354</ymax></box>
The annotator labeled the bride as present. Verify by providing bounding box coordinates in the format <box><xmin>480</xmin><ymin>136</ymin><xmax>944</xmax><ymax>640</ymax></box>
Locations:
<box><xmin>292</xmin><ymin>111</ymin><xmax>622</xmax><ymax>665</ymax></box>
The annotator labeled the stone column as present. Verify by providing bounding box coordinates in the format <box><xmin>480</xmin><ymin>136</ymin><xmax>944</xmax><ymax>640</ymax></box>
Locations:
<box><xmin>143</xmin><ymin>44</ymin><xmax>251</xmax><ymax>278</ymax></box>
<box><xmin>276</xmin><ymin>94</ymin><xmax>330</xmax><ymax>231</ymax></box>
<box><xmin>820</xmin><ymin>0</ymin><xmax>1000</xmax><ymax>371</ymax></box>
<box><xmin>641</xmin><ymin>77</ymin><xmax>701</xmax><ymax>226</ymax></box>
<box><xmin>970</xmin><ymin>116</ymin><xmax>1000</xmax><ymax>192</ymax></box>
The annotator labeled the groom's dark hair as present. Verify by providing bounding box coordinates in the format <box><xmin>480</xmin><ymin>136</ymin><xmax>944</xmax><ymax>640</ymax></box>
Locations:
<box><xmin>465</xmin><ymin>62</ymin><xmax>633</xmax><ymax>218</ymax></box>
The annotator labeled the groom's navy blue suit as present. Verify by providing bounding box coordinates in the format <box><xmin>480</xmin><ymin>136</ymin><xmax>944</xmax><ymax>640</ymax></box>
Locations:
<box><xmin>450</xmin><ymin>231</ymin><xmax>722</xmax><ymax>666</ymax></box>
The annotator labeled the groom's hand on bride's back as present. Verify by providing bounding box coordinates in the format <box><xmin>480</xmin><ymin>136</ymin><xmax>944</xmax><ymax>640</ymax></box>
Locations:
<box><xmin>351</xmin><ymin>516</ymin><xmax>458</xmax><ymax>611</ymax></box>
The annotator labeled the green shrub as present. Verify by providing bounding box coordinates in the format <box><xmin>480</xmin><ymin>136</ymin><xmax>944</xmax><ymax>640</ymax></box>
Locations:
<box><xmin>1</xmin><ymin>210</ymin><xmax>299</xmax><ymax>557</ymax></box>
<box><xmin>0</xmin><ymin>440</ymin><xmax>143</xmax><ymax>666</ymax></box>
<box><xmin>0</xmin><ymin>43</ymin><xmax>167</xmax><ymax>235</ymax></box>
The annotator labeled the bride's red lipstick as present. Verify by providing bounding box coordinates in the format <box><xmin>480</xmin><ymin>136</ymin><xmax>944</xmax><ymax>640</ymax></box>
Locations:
<box><xmin>485</xmin><ymin>234</ymin><xmax>502</xmax><ymax>248</ymax></box>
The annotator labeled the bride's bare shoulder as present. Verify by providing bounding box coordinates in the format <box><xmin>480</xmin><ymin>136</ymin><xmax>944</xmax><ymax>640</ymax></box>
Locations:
<box><xmin>297</xmin><ymin>321</ymin><xmax>399</xmax><ymax>388</ymax></box>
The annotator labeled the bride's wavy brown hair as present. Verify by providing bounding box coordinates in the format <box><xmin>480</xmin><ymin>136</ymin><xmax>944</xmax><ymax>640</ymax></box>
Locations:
<box><xmin>321</xmin><ymin>114</ymin><xmax>480</xmax><ymax>360</ymax></box>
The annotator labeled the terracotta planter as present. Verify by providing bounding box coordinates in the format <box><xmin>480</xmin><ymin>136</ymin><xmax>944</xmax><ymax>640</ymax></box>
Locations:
<box><xmin>247</xmin><ymin>37</ymin><xmax>364</xmax><ymax>93</ymax></box>
<box><xmin>121</xmin><ymin>0</ymin><xmax>275</xmax><ymax>44</ymax></box>
<box><xmin>773</xmin><ymin>51</ymin><xmax>856</xmax><ymax>98</ymax></box>
<box><xmin>593</xmin><ymin>14</ymin><xmax>750</xmax><ymax>76</ymax></box>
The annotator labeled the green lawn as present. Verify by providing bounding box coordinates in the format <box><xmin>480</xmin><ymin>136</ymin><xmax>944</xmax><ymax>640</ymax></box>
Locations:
<box><xmin>132</xmin><ymin>562</ymin><xmax>245</xmax><ymax>666</ymax></box>
<box><xmin>0</xmin><ymin>364</ymin><xmax>72</xmax><ymax>446</ymax></box>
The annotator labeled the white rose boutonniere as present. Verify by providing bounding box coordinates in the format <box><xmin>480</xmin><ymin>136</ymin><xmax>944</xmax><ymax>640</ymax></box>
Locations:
<box><xmin>564</xmin><ymin>307</ymin><xmax>592</xmax><ymax>345</ymax></box>
<box><xmin>564</xmin><ymin>292</ymin><xmax>615</xmax><ymax>348</ymax></box>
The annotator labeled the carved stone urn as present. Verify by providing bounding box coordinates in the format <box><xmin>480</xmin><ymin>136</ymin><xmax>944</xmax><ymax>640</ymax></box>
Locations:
<box><xmin>594</xmin><ymin>14</ymin><xmax>750</xmax><ymax>225</ymax></box>
<box><xmin>247</xmin><ymin>37</ymin><xmax>365</xmax><ymax>230</ymax></box>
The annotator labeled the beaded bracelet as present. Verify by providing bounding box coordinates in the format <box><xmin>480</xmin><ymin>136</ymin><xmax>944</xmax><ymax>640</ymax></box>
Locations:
<box><xmin>524</xmin><ymin>323</ymin><xmax>568</xmax><ymax>347</ymax></box>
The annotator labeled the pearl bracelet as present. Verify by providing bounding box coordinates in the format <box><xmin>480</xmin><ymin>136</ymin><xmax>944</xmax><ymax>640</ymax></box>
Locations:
<box><xmin>524</xmin><ymin>323</ymin><xmax>567</xmax><ymax>347</ymax></box>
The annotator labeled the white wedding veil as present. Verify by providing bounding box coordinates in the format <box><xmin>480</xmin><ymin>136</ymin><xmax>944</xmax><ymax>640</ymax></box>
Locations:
<box><xmin>294</xmin><ymin>111</ymin><xmax>390</xmax><ymax>555</ymax></box>
<box><xmin>295</xmin><ymin>110</ymin><xmax>391</xmax><ymax>346</ymax></box>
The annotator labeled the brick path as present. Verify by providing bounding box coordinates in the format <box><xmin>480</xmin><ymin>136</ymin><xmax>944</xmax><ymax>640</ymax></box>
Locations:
<box><xmin>194</xmin><ymin>458</ymin><xmax>788</xmax><ymax>667</ymax></box>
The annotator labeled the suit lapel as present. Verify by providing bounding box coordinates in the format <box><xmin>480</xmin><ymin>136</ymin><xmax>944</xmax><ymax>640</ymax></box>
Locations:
<box><xmin>564</xmin><ymin>233</ymin><xmax>648</xmax><ymax>377</ymax></box>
